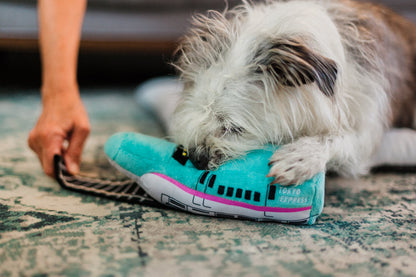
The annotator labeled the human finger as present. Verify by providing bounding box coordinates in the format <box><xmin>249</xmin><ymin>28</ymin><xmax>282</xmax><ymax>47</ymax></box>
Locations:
<box><xmin>64</xmin><ymin>122</ymin><xmax>90</xmax><ymax>175</ymax></box>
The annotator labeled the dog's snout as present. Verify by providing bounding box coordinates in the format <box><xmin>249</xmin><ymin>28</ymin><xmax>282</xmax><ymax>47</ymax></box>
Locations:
<box><xmin>188</xmin><ymin>148</ymin><xmax>210</xmax><ymax>170</ymax></box>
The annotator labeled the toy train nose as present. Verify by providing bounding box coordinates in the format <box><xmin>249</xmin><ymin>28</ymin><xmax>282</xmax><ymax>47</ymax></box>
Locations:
<box><xmin>188</xmin><ymin>148</ymin><xmax>209</xmax><ymax>170</ymax></box>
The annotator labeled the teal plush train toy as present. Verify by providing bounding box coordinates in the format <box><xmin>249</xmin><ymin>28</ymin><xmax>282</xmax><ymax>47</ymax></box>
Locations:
<box><xmin>103</xmin><ymin>132</ymin><xmax>325</xmax><ymax>225</ymax></box>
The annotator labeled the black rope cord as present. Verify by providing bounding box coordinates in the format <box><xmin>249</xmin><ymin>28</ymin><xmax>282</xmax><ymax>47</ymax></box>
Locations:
<box><xmin>53</xmin><ymin>155</ymin><xmax>163</xmax><ymax>208</ymax></box>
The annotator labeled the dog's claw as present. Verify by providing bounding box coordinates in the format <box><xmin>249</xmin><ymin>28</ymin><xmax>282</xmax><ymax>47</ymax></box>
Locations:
<box><xmin>267</xmin><ymin>173</ymin><xmax>293</xmax><ymax>186</ymax></box>
<box><xmin>270</xmin><ymin>179</ymin><xmax>282</xmax><ymax>186</ymax></box>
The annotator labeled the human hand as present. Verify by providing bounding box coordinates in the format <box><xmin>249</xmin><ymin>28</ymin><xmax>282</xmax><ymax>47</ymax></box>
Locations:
<box><xmin>28</xmin><ymin>86</ymin><xmax>90</xmax><ymax>177</ymax></box>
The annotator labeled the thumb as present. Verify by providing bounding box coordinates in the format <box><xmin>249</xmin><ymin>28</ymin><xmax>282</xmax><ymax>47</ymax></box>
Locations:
<box><xmin>64</xmin><ymin>124</ymin><xmax>90</xmax><ymax>175</ymax></box>
<box><xmin>42</xmin><ymin>134</ymin><xmax>65</xmax><ymax>178</ymax></box>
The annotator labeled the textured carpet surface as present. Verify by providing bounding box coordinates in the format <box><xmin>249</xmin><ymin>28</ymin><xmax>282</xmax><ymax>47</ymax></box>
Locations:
<box><xmin>0</xmin><ymin>89</ymin><xmax>415</xmax><ymax>277</ymax></box>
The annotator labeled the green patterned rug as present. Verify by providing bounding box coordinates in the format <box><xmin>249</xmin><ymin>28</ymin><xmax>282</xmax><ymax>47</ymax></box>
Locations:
<box><xmin>1</xmin><ymin>89</ymin><xmax>415</xmax><ymax>277</ymax></box>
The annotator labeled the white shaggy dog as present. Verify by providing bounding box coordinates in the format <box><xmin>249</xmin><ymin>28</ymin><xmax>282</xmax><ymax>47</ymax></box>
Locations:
<box><xmin>152</xmin><ymin>0</ymin><xmax>416</xmax><ymax>185</ymax></box>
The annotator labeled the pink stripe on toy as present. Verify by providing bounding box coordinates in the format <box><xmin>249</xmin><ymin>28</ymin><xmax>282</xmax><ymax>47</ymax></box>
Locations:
<box><xmin>152</xmin><ymin>173</ymin><xmax>311</xmax><ymax>213</ymax></box>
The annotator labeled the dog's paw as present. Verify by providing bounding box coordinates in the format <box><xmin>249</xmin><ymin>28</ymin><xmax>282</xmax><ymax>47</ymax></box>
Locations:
<box><xmin>267</xmin><ymin>138</ymin><xmax>329</xmax><ymax>186</ymax></box>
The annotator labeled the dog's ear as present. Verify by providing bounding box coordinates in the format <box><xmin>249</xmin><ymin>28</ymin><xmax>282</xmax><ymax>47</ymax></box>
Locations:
<box><xmin>256</xmin><ymin>38</ymin><xmax>338</xmax><ymax>97</ymax></box>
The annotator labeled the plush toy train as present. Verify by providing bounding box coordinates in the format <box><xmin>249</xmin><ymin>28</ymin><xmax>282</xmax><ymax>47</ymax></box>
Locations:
<box><xmin>101</xmin><ymin>132</ymin><xmax>325</xmax><ymax>225</ymax></box>
<box><xmin>54</xmin><ymin>132</ymin><xmax>325</xmax><ymax>225</ymax></box>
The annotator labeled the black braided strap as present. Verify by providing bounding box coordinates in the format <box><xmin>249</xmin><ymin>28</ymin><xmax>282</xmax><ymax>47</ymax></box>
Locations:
<box><xmin>54</xmin><ymin>155</ymin><xmax>163</xmax><ymax>207</ymax></box>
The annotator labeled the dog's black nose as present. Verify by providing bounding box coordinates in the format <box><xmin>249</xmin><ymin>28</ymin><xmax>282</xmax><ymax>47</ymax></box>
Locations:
<box><xmin>188</xmin><ymin>148</ymin><xmax>209</xmax><ymax>170</ymax></box>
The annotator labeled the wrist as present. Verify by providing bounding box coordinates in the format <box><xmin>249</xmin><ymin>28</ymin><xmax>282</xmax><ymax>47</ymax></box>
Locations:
<box><xmin>41</xmin><ymin>82</ymin><xmax>80</xmax><ymax>106</ymax></box>
<box><xmin>42</xmin><ymin>73</ymin><xmax>78</xmax><ymax>91</ymax></box>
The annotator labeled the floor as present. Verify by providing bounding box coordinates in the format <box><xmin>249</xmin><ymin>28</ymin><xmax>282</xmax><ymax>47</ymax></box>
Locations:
<box><xmin>0</xmin><ymin>88</ymin><xmax>415</xmax><ymax>277</ymax></box>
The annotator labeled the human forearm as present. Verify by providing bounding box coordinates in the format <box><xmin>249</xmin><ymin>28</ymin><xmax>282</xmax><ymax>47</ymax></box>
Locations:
<box><xmin>29</xmin><ymin>0</ymin><xmax>90</xmax><ymax>177</ymax></box>
<box><xmin>38</xmin><ymin>0</ymin><xmax>87</xmax><ymax>94</ymax></box>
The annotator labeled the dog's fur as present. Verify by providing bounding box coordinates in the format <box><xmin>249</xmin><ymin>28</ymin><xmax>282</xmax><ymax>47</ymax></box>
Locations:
<box><xmin>170</xmin><ymin>0</ymin><xmax>416</xmax><ymax>185</ymax></box>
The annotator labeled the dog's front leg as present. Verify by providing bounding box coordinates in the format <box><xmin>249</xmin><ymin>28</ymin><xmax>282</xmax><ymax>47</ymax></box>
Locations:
<box><xmin>268</xmin><ymin>136</ymin><xmax>330</xmax><ymax>185</ymax></box>
<box><xmin>268</xmin><ymin>131</ymin><xmax>382</xmax><ymax>185</ymax></box>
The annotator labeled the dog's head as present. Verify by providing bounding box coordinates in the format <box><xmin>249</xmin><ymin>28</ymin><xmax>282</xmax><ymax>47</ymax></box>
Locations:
<box><xmin>171</xmin><ymin>3</ymin><xmax>340</xmax><ymax>169</ymax></box>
